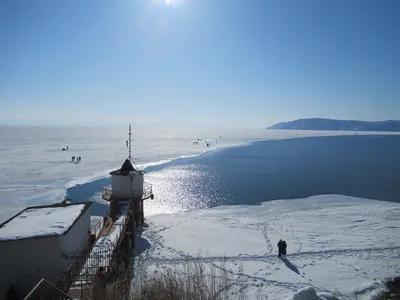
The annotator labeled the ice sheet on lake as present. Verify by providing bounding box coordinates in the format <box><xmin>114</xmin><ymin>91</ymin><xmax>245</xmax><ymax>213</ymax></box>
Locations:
<box><xmin>0</xmin><ymin>204</ymin><xmax>85</xmax><ymax>241</ymax></box>
<box><xmin>136</xmin><ymin>195</ymin><xmax>400</xmax><ymax>300</ymax></box>
<box><xmin>1</xmin><ymin>125</ymin><xmax>393</xmax><ymax>223</ymax></box>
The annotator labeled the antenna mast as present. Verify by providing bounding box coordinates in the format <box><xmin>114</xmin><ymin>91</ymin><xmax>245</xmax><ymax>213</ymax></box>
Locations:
<box><xmin>128</xmin><ymin>124</ymin><xmax>132</xmax><ymax>160</ymax></box>
<box><xmin>128</xmin><ymin>124</ymin><xmax>138</xmax><ymax>170</ymax></box>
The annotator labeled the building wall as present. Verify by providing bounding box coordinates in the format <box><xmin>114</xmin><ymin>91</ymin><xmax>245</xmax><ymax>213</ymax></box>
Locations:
<box><xmin>59</xmin><ymin>207</ymin><xmax>91</xmax><ymax>270</ymax></box>
<box><xmin>0</xmin><ymin>237</ymin><xmax>64</xmax><ymax>299</ymax></box>
<box><xmin>111</xmin><ymin>173</ymin><xmax>144</xmax><ymax>199</ymax></box>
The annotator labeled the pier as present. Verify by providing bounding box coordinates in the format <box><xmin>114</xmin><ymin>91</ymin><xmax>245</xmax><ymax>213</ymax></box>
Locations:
<box><xmin>23</xmin><ymin>198</ymin><xmax>138</xmax><ymax>300</ymax></box>
<box><xmin>22</xmin><ymin>125</ymin><xmax>154</xmax><ymax>300</ymax></box>
<box><xmin>65</xmin><ymin>199</ymin><xmax>136</xmax><ymax>299</ymax></box>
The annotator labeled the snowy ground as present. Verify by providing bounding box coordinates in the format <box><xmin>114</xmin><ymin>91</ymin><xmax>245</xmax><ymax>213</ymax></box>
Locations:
<box><xmin>135</xmin><ymin>195</ymin><xmax>400</xmax><ymax>300</ymax></box>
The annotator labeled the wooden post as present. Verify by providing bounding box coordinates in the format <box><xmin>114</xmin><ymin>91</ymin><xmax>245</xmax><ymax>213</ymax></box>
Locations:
<box><xmin>140</xmin><ymin>200</ymin><xmax>144</xmax><ymax>224</ymax></box>
<box><xmin>134</xmin><ymin>200</ymin><xmax>139</xmax><ymax>227</ymax></box>
<box><xmin>124</xmin><ymin>233</ymin><xmax>130</xmax><ymax>267</ymax></box>
<box><xmin>40</xmin><ymin>283</ymin><xmax>45</xmax><ymax>300</ymax></box>
<box><xmin>131</xmin><ymin>200</ymin><xmax>136</xmax><ymax>249</ymax></box>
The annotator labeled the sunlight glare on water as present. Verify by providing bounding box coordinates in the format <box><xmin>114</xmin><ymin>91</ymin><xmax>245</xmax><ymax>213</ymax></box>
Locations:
<box><xmin>144</xmin><ymin>164</ymin><xmax>232</xmax><ymax>216</ymax></box>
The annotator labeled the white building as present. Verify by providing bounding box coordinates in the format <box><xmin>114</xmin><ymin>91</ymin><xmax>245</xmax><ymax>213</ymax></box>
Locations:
<box><xmin>0</xmin><ymin>201</ymin><xmax>92</xmax><ymax>299</ymax></box>
<box><xmin>108</xmin><ymin>159</ymin><xmax>145</xmax><ymax>200</ymax></box>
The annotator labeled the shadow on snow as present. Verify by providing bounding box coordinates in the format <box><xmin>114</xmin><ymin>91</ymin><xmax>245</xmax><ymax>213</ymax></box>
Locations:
<box><xmin>281</xmin><ymin>257</ymin><xmax>300</xmax><ymax>275</ymax></box>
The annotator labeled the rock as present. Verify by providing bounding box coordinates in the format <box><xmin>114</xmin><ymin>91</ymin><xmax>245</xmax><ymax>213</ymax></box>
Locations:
<box><xmin>293</xmin><ymin>286</ymin><xmax>320</xmax><ymax>300</ymax></box>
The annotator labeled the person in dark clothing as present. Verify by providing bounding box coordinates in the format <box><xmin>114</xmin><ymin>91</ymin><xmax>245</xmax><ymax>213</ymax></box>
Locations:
<box><xmin>94</xmin><ymin>266</ymin><xmax>108</xmax><ymax>300</ymax></box>
<box><xmin>281</xmin><ymin>240</ymin><xmax>287</xmax><ymax>259</ymax></box>
<box><xmin>277</xmin><ymin>239</ymin><xmax>283</xmax><ymax>257</ymax></box>
<box><xmin>88</xmin><ymin>229</ymin><xmax>96</xmax><ymax>247</ymax></box>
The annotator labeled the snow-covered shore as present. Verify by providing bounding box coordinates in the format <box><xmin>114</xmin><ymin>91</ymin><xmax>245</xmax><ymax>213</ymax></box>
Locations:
<box><xmin>136</xmin><ymin>195</ymin><xmax>400</xmax><ymax>300</ymax></box>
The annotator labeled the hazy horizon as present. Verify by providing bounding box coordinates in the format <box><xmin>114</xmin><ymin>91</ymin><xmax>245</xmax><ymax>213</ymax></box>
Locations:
<box><xmin>1</xmin><ymin>0</ymin><xmax>399</xmax><ymax>127</ymax></box>
<box><xmin>1</xmin><ymin>117</ymin><xmax>400</xmax><ymax>130</ymax></box>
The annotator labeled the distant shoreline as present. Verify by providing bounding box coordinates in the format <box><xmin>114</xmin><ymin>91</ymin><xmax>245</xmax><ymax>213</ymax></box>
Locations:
<box><xmin>267</xmin><ymin>118</ymin><xmax>400</xmax><ymax>132</ymax></box>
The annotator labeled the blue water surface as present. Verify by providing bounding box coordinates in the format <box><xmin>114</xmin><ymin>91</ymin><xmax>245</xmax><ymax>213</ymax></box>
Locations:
<box><xmin>145</xmin><ymin>135</ymin><xmax>400</xmax><ymax>211</ymax></box>
<box><xmin>68</xmin><ymin>135</ymin><xmax>400</xmax><ymax>215</ymax></box>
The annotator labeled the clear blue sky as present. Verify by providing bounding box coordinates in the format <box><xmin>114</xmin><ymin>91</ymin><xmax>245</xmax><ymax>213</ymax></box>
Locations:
<box><xmin>0</xmin><ymin>0</ymin><xmax>399</xmax><ymax>128</ymax></box>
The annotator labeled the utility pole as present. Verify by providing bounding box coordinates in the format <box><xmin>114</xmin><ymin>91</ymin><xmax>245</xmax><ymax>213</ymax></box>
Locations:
<box><xmin>128</xmin><ymin>124</ymin><xmax>132</xmax><ymax>161</ymax></box>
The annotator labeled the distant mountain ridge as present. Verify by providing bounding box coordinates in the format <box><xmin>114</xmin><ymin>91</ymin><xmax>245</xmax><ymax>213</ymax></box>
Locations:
<box><xmin>267</xmin><ymin>118</ymin><xmax>400</xmax><ymax>132</ymax></box>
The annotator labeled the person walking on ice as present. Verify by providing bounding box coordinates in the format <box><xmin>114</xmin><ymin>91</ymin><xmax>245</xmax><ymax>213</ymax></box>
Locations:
<box><xmin>277</xmin><ymin>239</ymin><xmax>283</xmax><ymax>258</ymax></box>
<box><xmin>277</xmin><ymin>239</ymin><xmax>287</xmax><ymax>259</ymax></box>
<box><xmin>281</xmin><ymin>240</ymin><xmax>287</xmax><ymax>259</ymax></box>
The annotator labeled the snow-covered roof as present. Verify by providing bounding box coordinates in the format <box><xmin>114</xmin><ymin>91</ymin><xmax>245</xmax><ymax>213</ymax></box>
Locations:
<box><xmin>109</xmin><ymin>158</ymin><xmax>137</xmax><ymax>175</ymax></box>
<box><xmin>0</xmin><ymin>202</ymin><xmax>91</xmax><ymax>241</ymax></box>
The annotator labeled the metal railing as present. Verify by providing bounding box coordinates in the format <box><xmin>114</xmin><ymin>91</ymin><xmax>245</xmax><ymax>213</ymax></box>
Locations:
<box><xmin>77</xmin><ymin>216</ymin><xmax>128</xmax><ymax>281</ymax></box>
<box><xmin>143</xmin><ymin>182</ymin><xmax>153</xmax><ymax>200</ymax></box>
<box><xmin>101</xmin><ymin>182</ymin><xmax>153</xmax><ymax>201</ymax></box>
<box><xmin>62</xmin><ymin>199</ymin><xmax>134</xmax><ymax>298</ymax></box>
<box><xmin>73</xmin><ymin>273</ymin><xmax>131</xmax><ymax>300</ymax></box>
<box><xmin>23</xmin><ymin>278</ymin><xmax>72</xmax><ymax>300</ymax></box>
<box><xmin>57</xmin><ymin>230</ymin><xmax>96</xmax><ymax>293</ymax></box>
<box><xmin>26</xmin><ymin>195</ymin><xmax>135</xmax><ymax>299</ymax></box>
<box><xmin>56</xmin><ymin>207</ymin><xmax>110</xmax><ymax>294</ymax></box>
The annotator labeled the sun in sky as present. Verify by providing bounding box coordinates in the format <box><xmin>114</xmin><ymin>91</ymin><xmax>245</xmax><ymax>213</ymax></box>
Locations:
<box><xmin>151</xmin><ymin>0</ymin><xmax>177</xmax><ymax>6</ymax></box>
<box><xmin>150</xmin><ymin>0</ymin><xmax>182</xmax><ymax>6</ymax></box>
<box><xmin>165</xmin><ymin>0</ymin><xmax>183</xmax><ymax>5</ymax></box>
